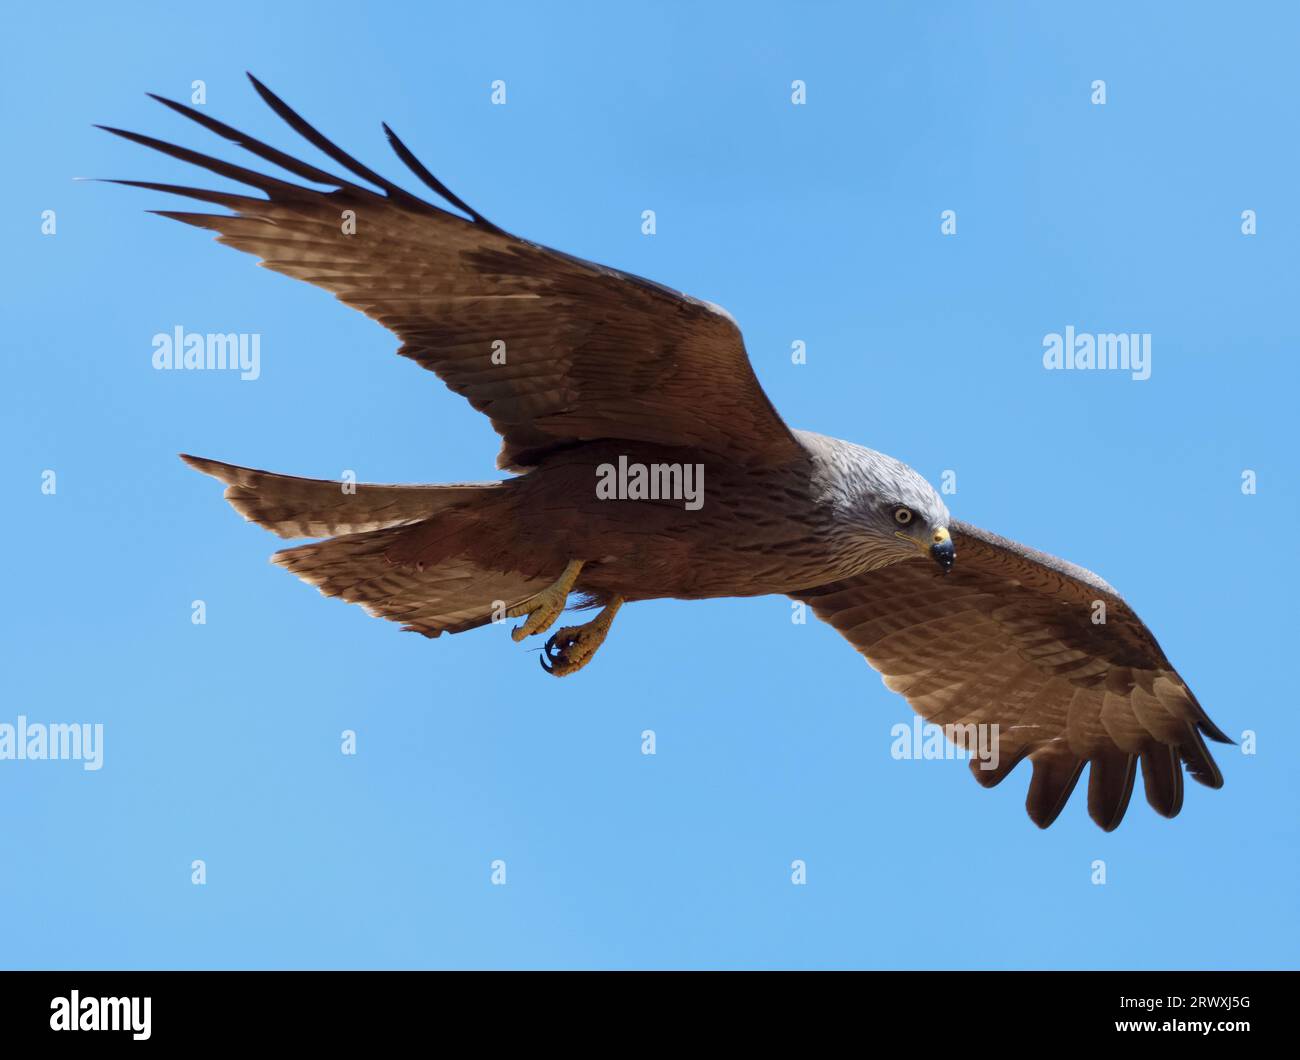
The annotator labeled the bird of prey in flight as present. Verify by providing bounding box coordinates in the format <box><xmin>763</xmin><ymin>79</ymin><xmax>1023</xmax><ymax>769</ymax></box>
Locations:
<box><xmin>102</xmin><ymin>75</ymin><xmax>1230</xmax><ymax>831</ymax></box>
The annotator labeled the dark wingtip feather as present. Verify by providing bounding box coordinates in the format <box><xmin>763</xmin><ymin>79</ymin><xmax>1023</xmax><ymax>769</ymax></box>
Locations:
<box><xmin>381</xmin><ymin>121</ymin><xmax>499</xmax><ymax>231</ymax></box>
<box><xmin>1200</xmin><ymin>718</ymin><xmax>1235</xmax><ymax>745</ymax></box>
<box><xmin>1025</xmin><ymin>755</ymin><xmax>1085</xmax><ymax>829</ymax></box>
<box><xmin>99</xmin><ymin>178</ymin><xmax>249</xmax><ymax>208</ymax></box>
<box><xmin>146</xmin><ymin>210</ymin><xmax>226</xmax><ymax>230</ymax></box>
<box><xmin>1086</xmin><ymin>754</ymin><xmax>1138</xmax><ymax>832</ymax></box>
<box><xmin>146</xmin><ymin>89</ymin><xmax>367</xmax><ymax>194</ymax></box>
<box><xmin>969</xmin><ymin>747</ymin><xmax>1028</xmax><ymax>790</ymax></box>
<box><xmin>244</xmin><ymin>74</ymin><xmax>431</xmax><ymax>213</ymax></box>
<box><xmin>95</xmin><ymin>124</ymin><xmax>304</xmax><ymax>197</ymax></box>
<box><xmin>1180</xmin><ymin>726</ymin><xmax>1225</xmax><ymax>790</ymax></box>
<box><xmin>1176</xmin><ymin>683</ymin><xmax>1233</xmax><ymax>744</ymax></box>
<box><xmin>1140</xmin><ymin>744</ymin><xmax>1184</xmax><ymax>819</ymax></box>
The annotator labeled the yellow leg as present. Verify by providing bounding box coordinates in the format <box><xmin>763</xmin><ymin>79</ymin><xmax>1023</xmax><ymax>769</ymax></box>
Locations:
<box><xmin>507</xmin><ymin>559</ymin><xmax>584</xmax><ymax>642</ymax></box>
<box><xmin>540</xmin><ymin>597</ymin><xmax>624</xmax><ymax>677</ymax></box>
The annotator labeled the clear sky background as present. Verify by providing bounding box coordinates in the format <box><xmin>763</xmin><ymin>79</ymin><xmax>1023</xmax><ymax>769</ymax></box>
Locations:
<box><xmin>2</xmin><ymin>1</ymin><xmax>1296</xmax><ymax>969</ymax></box>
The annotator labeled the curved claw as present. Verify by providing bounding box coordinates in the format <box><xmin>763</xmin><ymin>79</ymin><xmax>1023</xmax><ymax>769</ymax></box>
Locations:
<box><xmin>539</xmin><ymin>628</ymin><xmax>581</xmax><ymax>677</ymax></box>
<box><xmin>533</xmin><ymin>597</ymin><xmax>624</xmax><ymax>678</ymax></box>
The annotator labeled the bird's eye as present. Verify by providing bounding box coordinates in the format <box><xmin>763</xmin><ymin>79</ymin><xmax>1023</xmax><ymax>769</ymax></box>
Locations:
<box><xmin>893</xmin><ymin>507</ymin><xmax>914</xmax><ymax>526</ymax></box>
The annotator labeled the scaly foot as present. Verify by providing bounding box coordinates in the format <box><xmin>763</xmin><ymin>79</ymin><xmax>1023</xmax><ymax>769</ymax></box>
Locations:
<box><xmin>540</xmin><ymin>597</ymin><xmax>624</xmax><ymax>677</ymax></box>
<box><xmin>507</xmin><ymin>560</ymin><xmax>585</xmax><ymax>642</ymax></box>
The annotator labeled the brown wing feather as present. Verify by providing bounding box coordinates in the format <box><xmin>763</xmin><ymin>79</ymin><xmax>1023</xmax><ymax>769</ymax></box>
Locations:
<box><xmin>102</xmin><ymin>78</ymin><xmax>801</xmax><ymax>472</ymax></box>
<box><xmin>791</xmin><ymin>520</ymin><xmax>1230</xmax><ymax>831</ymax></box>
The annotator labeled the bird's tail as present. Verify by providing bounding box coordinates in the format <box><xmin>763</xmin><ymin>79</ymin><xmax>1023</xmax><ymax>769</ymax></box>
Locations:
<box><xmin>180</xmin><ymin>453</ymin><xmax>501</xmax><ymax>539</ymax></box>
<box><xmin>182</xmin><ymin>454</ymin><xmax>552</xmax><ymax>636</ymax></box>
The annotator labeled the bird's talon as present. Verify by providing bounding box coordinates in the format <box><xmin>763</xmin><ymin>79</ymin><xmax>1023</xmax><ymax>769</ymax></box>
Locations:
<box><xmin>535</xmin><ymin>598</ymin><xmax>623</xmax><ymax>678</ymax></box>
<box><xmin>507</xmin><ymin>559</ymin><xmax>585</xmax><ymax>641</ymax></box>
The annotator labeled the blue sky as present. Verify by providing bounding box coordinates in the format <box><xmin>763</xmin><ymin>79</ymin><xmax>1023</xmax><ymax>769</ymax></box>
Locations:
<box><xmin>2</xmin><ymin>0</ymin><xmax>1296</xmax><ymax>969</ymax></box>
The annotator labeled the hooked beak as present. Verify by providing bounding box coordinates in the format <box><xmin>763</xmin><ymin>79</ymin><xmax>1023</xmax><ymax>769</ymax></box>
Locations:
<box><xmin>930</xmin><ymin>526</ymin><xmax>955</xmax><ymax>573</ymax></box>
<box><xmin>893</xmin><ymin>525</ymin><xmax>956</xmax><ymax>573</ymax></box>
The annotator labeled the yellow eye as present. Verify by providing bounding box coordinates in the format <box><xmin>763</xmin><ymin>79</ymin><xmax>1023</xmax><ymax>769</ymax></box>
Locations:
<box><xmin>893</xmin><ymin>507</ymin><xmax>914</xmax><ymax>526</ymax></box>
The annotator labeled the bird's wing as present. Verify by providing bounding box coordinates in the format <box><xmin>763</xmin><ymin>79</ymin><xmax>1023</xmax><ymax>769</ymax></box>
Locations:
<box><xmin>101</xmin><ymin>76</ymin><xmax>802</xmax><ymax>472</ymax></box>
<box><xmin>789</xmin><ymin>520</ymin><xmax>1230</xmax><ymax>831</ymax></box>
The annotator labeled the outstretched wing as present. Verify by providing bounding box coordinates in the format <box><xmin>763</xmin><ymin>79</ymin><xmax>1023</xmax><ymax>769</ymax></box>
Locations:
<box><xmin>790</xmin><ymin>521</ymin><xmax>1230</xmax><ymax>831</ymax></box>
<box><xmin>100</xmin><ymin>75</ymin><xmax>802</xmax><ymax>472</ymax></box>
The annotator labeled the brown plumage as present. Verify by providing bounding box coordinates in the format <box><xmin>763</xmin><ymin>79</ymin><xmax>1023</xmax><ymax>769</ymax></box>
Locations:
<box><xmin>790</xmin><ymin>524</ymin><xmax>1228</xmax><ymax>830</ymax></box>
<box><xmin>106</xmin><ymin>76</ymin><xmax>1230</xmax><ymax>830</ymax></box>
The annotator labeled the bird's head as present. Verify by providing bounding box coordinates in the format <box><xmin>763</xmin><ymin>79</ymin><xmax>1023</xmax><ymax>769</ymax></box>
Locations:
<box><xmin>880</xmin><ymin>494</ymin><xmax>955</xmax><ymax>573</ymax></box>
<box><xmin>806</xmin><ymin>434</ymin><xmax>955</xmax><ymax>573</ymax></box>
